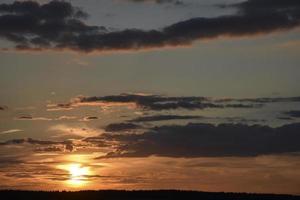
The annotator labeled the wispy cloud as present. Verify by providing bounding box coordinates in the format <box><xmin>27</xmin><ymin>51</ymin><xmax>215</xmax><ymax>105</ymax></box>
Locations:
<box><xmin>0</xmin><ymin>129</ymin><xmax>23</xmax><ymax>135</ymax></box>
<box><xmin>15</xmin><ymin>115</ymin><xmax>77</xmax><ymax>121</ymax></box>
<box><xmin>47</xmin><ymin>103</ymin><xmax>74</xmax><ymax>111</ymax></box>
<box><xmin>16</xmin><ymin>116</ymin><xmax>53</xmax><ymax>121</ymax></box>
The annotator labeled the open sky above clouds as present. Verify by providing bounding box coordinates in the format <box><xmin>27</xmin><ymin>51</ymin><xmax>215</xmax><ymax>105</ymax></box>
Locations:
<box><xmin>0</xmin><ymin>0</ymin><xmax>300</xmax><ymax>194</ymax></box>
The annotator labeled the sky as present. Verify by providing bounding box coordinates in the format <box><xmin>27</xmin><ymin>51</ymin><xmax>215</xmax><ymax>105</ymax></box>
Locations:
<box><xmin>0</xmin><ymin>0</ymin><xmax>300</xmax><ymax>194</ymax></box>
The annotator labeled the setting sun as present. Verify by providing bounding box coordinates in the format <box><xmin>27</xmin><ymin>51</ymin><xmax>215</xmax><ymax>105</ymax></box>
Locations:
<box><xmin>58</xmin><ymin>163</ymin><xmax>91</xmax><ymax>187</ymax></box>
<box><xmin>69</xmin><ymin>164</ymin><xmax>90</xmax><ymax>178</ymax></box>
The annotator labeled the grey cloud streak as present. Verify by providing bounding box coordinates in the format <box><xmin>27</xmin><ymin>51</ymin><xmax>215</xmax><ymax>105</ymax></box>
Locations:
<box><xmin>0</xmin><ymin>0</ymin><xmax>299</xmax><ymax>52</ymax></box>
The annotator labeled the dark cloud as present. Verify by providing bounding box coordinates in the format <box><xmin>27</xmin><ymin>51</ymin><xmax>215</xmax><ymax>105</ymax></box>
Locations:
<box><xmin>105</xmin><ymin>123</ymin><xmax>142</xmax><ymax>132</ymax></box>
<box><xmin>0</xmin><ymin>0</ymin><xmax>300</xmax><ymax>52</ymax></box>
<box><xmin>81</xmin><ymin>116</ymin><xmax>99</xmax><ymax>121</ymax></box>
<box><xmin>0</xmin><ymin>138</ymin><xmax>74</xmax><ymax>152</ymax></box>
<box><xmin>129</xmin><ymin>114</ymin><xmax>204</xmax><ymax>122</ymax></box>
<box><xmin>225</xmin><ymin>103</ymin><xmax>263</xmax><ymax>108</ymax></box>
<box><xmin>284</xmin><ymin>110</ymin><xmax>300</xmax><ymax>118</ymax></box>
<box><xmin>0</xmin><ymin>105</ymin><xmax>8</xmax><ymax>110</ymax></box>
<box><xmin>15</xmin><ymin>115</ymin><xmax>76</xmax><ymax>121</ymax></box>
<box><xmin>17</xmin><ymin>115</ymin><xmax>33</xmax><ymax>120</ymax></box>
<box><xmin>0</xmin><ymin>0</ymin><xmax>99</xmax><ymax>50</ymax></box>
<box><xmin>243</xmin><ymin>97</ymin><xmax>300</xmax><ymax>103</ymax></box>
<box><xmin>277</xmin><ymin>117</ymin><xmax>294</xmax><ymax>121</ymax></box>
<box><xmin>124</xmin><ymin>0</ymin><xmax>185</xmax><ymax>6</ymax></box>
<box><xmin>0</xmin><ymin>138</ymin><xmax>59</xmax><ymax>145</ymax></box>
<box><xmin>51</xmin><ymin>94</ymin><xmax>300</xmax><ymax>113</ymax></box>
<box><xmin>219</xmin><ymin>117</ymin><xmax>266</xmax><ymax>124</ymax></box>
<box><xmin>65</xmin><ymin>142</ymin><xmax>74</xmax><ymax>152</ymax></box>
<box><xmin>74</xmin><ymin>94</ymin><xmax>262</xmax><ymax>110</ymax></box>
<box><xmin>85</xmin><ymin>116</ymin><xmax>98</xmax><ymax>120</ymax></box>
<box><xmin>217</xmin><ymin>96</ymin><xmax>300</xmax><ymax>103</ymax></box>
<box><xmin>97</xmin><ymin>123</ymin><xmax>300</xmax><ymax>158</ymax></box>
<box><xmin>31</xmin><ymin>138</ymin><xmax>63</xmax><ymax>145</ymax></box>
<box><xmin>35</xmin><ymin>146</ymin><xmax>62</xmax><ymax>152</ymax></box>
<box><xmin>82</xmin><ymin>137</ymin><xmax>113</xmax><ymax>148</ymax></box>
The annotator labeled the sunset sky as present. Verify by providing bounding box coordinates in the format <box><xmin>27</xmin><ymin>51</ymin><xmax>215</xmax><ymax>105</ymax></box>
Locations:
<box><xmin>0</xmin><ymin>0</ymin><xmax>300</xmax><ymax>194</ymax></box>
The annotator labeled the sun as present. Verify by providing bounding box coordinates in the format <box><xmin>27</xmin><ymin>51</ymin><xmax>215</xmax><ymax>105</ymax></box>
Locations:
<box><xmin>63</xmin><ymin>163</ymin><xmax>91</xmax><ymax>187</ymax></box>
<box><xmin>69</xmin><ymin>164</ymin><xmax>89</xmax><ymax>178</ymax></box>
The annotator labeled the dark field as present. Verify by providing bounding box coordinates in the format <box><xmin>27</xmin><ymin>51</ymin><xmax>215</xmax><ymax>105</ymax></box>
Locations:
<box><xmin>0</xmin><ymin>190</ymin><xmax>299</xmax><ymax>200</ymax></box>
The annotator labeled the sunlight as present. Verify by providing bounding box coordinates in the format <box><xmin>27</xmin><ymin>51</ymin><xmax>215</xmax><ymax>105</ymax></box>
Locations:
<box><xmin>69</xmin><ymin>164</ymin><xmax>89</xmax><ymax>178</ymax></box>
<box><xmin>59</xmin><ymin>163</ymin><xmax>91</xmax><ymax>187</ymax></box>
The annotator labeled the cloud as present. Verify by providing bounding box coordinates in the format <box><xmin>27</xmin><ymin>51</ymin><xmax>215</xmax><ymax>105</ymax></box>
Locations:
<box><xmin>47</xmin><ymin>103</ymin><xmax>73</xmax><ymax>111</ymax></box>
<box><xmin>16</xmin><ymin>116</ymin><xmax>52</xmax><ymax>121</ymax></box>
<box><xmin>97</xmin><ymin>123</ymin><xmax>300</xmax><ymax>158</ymax></box>
<box><xmin>217</xmin><ymin>96</ymin><xmax>300</xmax><ymax>103</ymax></box>
<box><xmin>277</xmin><ymin>117</ymin><xmax>294</xmax><ymax>121</ymax></box>
<box><xmin>128</xmin><ymin>115</ymin><xmax>266</xmax><ymax>124</ymax></box>
<box><xmin>123</xmin><ymin>0</ymin><xmax>184</xmax><ymax>6</ymax></box>
<box><xmin>0</xmin><ymin>137</ymin><xmax>74</xmax><ymax>152</ymax></box>
<box><xmin>34</xmin><ymin>146</ymin><xmax>63</xmax><ymax>152</ymax></box>
<box><xmin>0</xmin><ymin>0</ymin><xmax>98</xmax><ymax>50</ymax></box>
<box><xmin>129</xmin><ymin>115</ymin><xmax>204</xmax><ymax>122</ymax></box>
<box><xmin>78</xmin><ymin>94</ymin><xmax>212</xmax><ymax>110</ymax></box>
<box><xmin>0</xmin><ymin>156</ymin><xmax>24</xmax><ymax>168</ymax></box>
<box><xmin>58</xmin><ymin>93</ymin><xmax>263</xmax><ymax>111</ymax></box>
<box><xmin>0</xmin><ymin>138</ymin><xmax>62</xmax><ymax>145</ymax></box>
<box><xmin>0</xmin><ymin>129</ymin><xmax>23</xmax><ymax>135</ymax></box>
<box><xmin>57</xmin><ymin>116</ymin><xmax>77</xmax><ymax>120</ymax></box>
<box><xmin>104</xmin><ymin>123</ymin><xmax>142</xmax><ymax>132</ymax></box>
<box><xmin>0</xmin><ymin>106</ymin><xmax>8</xmax><ymax>111</ymax></box>
<box><xmin>49</xmin><ymin>124</ymin><xmax>102</xmax><ymax>137</ymax></box>
<box><xmin>283</xmin><ymin>110</ymin><xmax>300</xmax><ymax>118</ymax></box>
<box><xmin>79</xmin><ymin>116</ymin><xmax>99</xmax><ymax>122</ymax></box>
<box><xmin>0</xmin><ymin>0</ymin><xmax>300</xmax><ymax>52</ymax></box>
<box><xmin>15</xmin><ymin>115</ymin><xmax>77</xmax><ymax>121</ymax></box>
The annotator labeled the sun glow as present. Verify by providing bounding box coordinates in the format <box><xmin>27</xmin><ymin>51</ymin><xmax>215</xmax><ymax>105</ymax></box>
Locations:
<box><xmin>69</xmin><ymin>164</ymin><xmax>89</xmax><ymax>178</ymax></box>
<box><xmin>59</xmin><ymin>163</ymin><xmax>91</xmax><ymax>187</ymax></box>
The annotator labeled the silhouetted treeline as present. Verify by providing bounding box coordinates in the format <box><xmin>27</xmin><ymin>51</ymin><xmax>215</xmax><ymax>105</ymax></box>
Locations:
<box><xmin>0</xmin><ymin>190</ymin><xmax>299</xmax><ymax>200</ymax></box>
